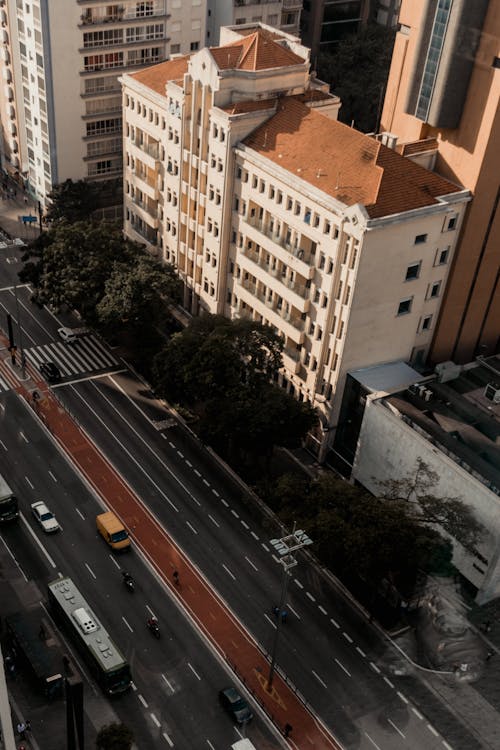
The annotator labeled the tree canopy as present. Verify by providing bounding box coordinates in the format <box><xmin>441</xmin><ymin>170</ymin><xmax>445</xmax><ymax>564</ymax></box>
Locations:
<box><xmin>96</xmin><ymin>723</ymin><xmax>134</xmax><ymax>750</ymax></box>
<box><xmin>45</xmin><ymin>179</ymin><xmax>101</xmax><ymax>224</ymax></box>
<box><xmin>317</xmin><ymin>25</ymin><xmax>396</xmax><ymax>133</ymax></box>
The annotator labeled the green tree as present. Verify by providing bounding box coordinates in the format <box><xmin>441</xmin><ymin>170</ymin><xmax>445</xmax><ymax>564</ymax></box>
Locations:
<box><xmin>317</xmin><ymin>25</ymin><xmax>396</xmax><ymax>133</ymax></box>
<box><xmin>96</xmin><ymin>722</ymin><xmax>134</xmax><ymax>750</ymax></box>
<box><xmin>378</xmin><ymin>458</ymin><xmax>484</xmax><ymax>554</ymax></box>
<box><xmin>46</xmin><ymin>179</ymin><xmax>101</xmax><ymax>224</ymax></box>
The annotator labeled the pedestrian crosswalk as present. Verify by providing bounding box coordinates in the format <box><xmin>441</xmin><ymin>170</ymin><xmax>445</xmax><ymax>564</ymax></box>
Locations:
<box><xmin>25</xmin><ymin>335</ymin><xmax>121</xmax><ymax>380</ymax></box>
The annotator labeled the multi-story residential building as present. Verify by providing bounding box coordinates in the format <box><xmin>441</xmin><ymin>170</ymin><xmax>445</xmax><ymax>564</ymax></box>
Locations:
<box><xmin>206</xmin><ymin>0</ymin><xmax>301</xmax><ymax>44</ymax></box>
<box><xmin>0</xmin><ymin>0</ymin><xmax>205</xmax><ymax>205</ymax></box>
<box><xmin>122</xmin><ymin>23</ymin><xmax>470</xmax><ymax>459</ymax></box>
<box><xmin>381</xmin><ymin>0</ymin><xmax>500</xmax><ymax>364</ymax></box>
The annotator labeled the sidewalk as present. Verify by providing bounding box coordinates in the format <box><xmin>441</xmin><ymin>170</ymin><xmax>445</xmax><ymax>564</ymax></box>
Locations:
<box><xmin>0</xmin><ymin>334</ymin><xmax>340</xmax><ymax>750</ymax></box>
<box><xmin>0</xmin><ymin>172</ymin><xmax>41</xmax><ymax>243</ymax></box>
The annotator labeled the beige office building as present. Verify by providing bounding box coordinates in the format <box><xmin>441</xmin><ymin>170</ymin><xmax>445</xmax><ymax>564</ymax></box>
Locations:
<box><xmin>122</xmin><ymin>24</ymin><xmax>469</xmax><ymax>457</ymax></box>
<box><xmin>381</xmin><ymin>0</ymin><xmax>500</xmax><ymax>363</ymax></box>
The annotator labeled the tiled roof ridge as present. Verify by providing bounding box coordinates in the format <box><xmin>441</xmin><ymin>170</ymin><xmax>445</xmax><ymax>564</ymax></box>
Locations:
<box><xmin>209</xmin><ymin>29</ymin><xmax>303</xmax><ymax>71</ymax></box>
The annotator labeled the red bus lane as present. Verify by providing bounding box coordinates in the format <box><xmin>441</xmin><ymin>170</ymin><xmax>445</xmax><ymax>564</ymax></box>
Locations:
<box><xmin>2</xmin><ymin>343</ymin><xmax>341</xmax><ymax>749</ymax></box>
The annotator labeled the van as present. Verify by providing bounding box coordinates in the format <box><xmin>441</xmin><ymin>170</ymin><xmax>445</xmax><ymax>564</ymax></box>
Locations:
<box><xmin>96</xmin><ymin>512</ymin><xmax>130</xmax><ymax>551</ymax></box>
<box><xmin>231</xmin><ymin>740</ymin><xmax>257</xmax><ymax>750</ymax></box>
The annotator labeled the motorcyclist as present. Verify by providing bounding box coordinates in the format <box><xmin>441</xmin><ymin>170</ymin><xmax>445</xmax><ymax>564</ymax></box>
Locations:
<box><xmin>147</xmin><ymin>616</ymin><xmax>159</xmax><ymax>632</ymax></box>
<box><xmin>122</xmin><ymin>571</ymin><xmax>133</xmax><ymax>584</ymax></box>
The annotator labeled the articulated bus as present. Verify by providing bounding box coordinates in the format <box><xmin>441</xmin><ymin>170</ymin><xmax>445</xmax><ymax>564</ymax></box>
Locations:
<box><xmin>47</xmin><ymin>576</ymin><xmax>131</xmax><ymax>695</ymax></box>
<box><xmin>5</xmin><ymin>610</ymin><xmax>64</xmax><ymax>699</ymax></box>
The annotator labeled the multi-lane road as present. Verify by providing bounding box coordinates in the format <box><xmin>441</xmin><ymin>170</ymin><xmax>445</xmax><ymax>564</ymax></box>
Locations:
<box><xmin>0</xmin><ymin>251</ymin><xmax>483</xmax><ymax>750</ymax></box>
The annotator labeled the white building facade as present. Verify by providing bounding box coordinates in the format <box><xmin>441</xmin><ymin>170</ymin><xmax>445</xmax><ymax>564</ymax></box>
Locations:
<box><xmin>122</xmin><ymin>24</ymin><xmax>470</xmax><ymax>458</ymax></box>
<box><xmin>0</xmin><ymin>0</ymin><xmax>205</xmax><ymax>204</ymax></box>
<box><xmin>206</xmin><ymin>0</ymin><xmax>301</xmax><ymax>44</ymax></box>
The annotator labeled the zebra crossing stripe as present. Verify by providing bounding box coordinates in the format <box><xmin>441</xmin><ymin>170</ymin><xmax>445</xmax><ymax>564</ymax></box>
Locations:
<box><xmin>77</xmin><ymin>337</ymin><xmax>118</xmax><ymax>366</ymax></box>
<box><xmin>24</xmin><ymin>335</ymin><xmax>119</xmax><ymax>378</ymax></box>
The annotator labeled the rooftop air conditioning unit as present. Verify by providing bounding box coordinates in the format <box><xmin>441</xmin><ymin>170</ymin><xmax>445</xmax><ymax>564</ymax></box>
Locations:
<box><xmin>418</xmin><ymin>385</ymin><xmax>427</xmax><ymax>398</ymax></box>
<box><xmin>435</xmin><ymin>360</ymin><xmax>462</xmax><ymax>382</ymax></box>
<box><xmin>424</xmin><ymin>389</ymin><xmax>433</xmax><ymax>402</ymax></box>
<box><xmin>408</xmin><ymin>383</ymin><xmax>419</xmax><ymax>395</ymax></box>
<box><xmin>484</xmin><ymin>384</ymin><xmax>500</xmax><ymax>404</ymax></box>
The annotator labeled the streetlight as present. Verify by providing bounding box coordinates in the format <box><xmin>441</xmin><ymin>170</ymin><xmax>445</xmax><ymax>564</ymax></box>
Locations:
<box><xmin>267</xmin><ymin>528</ymin><xmax>313</xmax><ymax>690</ymax></box>
<box><xmin>13</xmin><ymin>285</ymin><xmax>27</xmax><ymax>379</ymax></box>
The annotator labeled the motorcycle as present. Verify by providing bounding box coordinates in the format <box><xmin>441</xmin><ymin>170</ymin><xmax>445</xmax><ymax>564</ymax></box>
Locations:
<box><xmin>147</xmin><ymin>618</ymin><xmax>160</xmax><ymax>638</ymax></box>
<box><xmin>122</xmin><ymin>572</ymin><xmax>134</xmax><ymax>592</ymax></box>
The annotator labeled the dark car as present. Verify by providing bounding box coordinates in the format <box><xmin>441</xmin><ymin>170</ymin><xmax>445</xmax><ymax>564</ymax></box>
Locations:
<box><xmin>39</xmin><ymin>361</ymin><xmax>61</xmax><ymax>383</ymax></box>
<box><xmin>219</xmin><ymin>686</ymin><xmax>253</xmax><ymax>725</ymax></box>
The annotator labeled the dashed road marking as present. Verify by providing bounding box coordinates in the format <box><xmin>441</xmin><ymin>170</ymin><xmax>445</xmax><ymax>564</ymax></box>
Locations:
<box><xmin>194</xmin><ymin>469</ymin><xmax>201</xmax><ymax>477</ymax></box>
<box><xmin>186</xmin><ymin>520</ymin><xmax>198</xmax><ymax>535</ymax></box>
<box><xmin>20</xmin><ymin>431</ymin><xmax>28</xmax><ymax>443</ymax></box>
<box><xmin>75</xmin><ymin>508</ymin><xmax>85</xmax><ymax>520</ymax></box>
<box><xmin>312</xmin><ymin>670</ymin><xmax>327</xmax><ymax>688</ymax></box>
<box><xmin>163</xmin><ymin>732</ymin><xmax>174</xmax><ymax>747</ymax></box>
<box><xmin>330</xmin><ymin>617</ymin><xmax>340</xmax><ymax>629</ymax></box>
<box><xmin>245</xmin><ymin>556</ymin><xmax>258</xmax><ymax>571</ymax></box>
<box><xmin>383</xmin><ymin>676</ymin><xmax>395</xmax><ymax>689</ymax></box>
<box><xmin>241</xmin><ymin>520</ymin><xmax>249</xmax><ymax>530</ymax></box>
<box><xmin>168</xmin><ymin>441</ymin><xmax>175</xmax><ymax>449</ymax></box>
<box><xmin>122</xmin><ymin>617</ymin><xmax>133</xmax><ymax>633</ymax></box>
<box><xmin>25</xmin><ymin>475</ymin><xmax>34</xmax><ymax>488</ymax></box>
<box><xmin>138</xmin><ymin>694</ymin><xmax>148</xmax><ymax>708</ymax></box>
<box><xmin>85</xmin><ymin>562</ymin><xmax>96</xmax><ymax>579</ymax></box>
<box><xmin>222</xmin><ymin>563</ymin><xmax>236</xmax><ymax>580</ymax></box>
<box><xmin>427</xmin><ymin>724</ymin><xmax>439</xmax><ymax>737</ymax></box>
<box><xmin>318</xmin><ymin>605</ymin><xmax>327</xmax><ymax>615</ymax></box>
<box><xmin>294</xmin><ymin>579</ymin><xmax>304</xmax><ymax>589</ymax></box>
<box><xmin>356</xmin><ymin>646</ymin><xmax>366</xmax><ymax>657</ymax></box>
<box><xmin>177</xmin><ymin>450</ymin><xmax>184</xmax><ymax>458</ymax></box>
<box><xmin>231</xmin><ymin>509</ymin><xmax>239</xmax><ymax>519</ymax></box>
<box><xmin>261</xmin><ymin>543</ymin><xmax>269</xmax><ymax>552</ymax></box>
<box><xmin>203</xmin><ymin>478</ymin><xmax>209</xmax><ymax>486</ymax></box>
<box><xmin>161</xmin><ymin>674</ymin><xmax>174</xmax><ymax>693</ymax></box>
<box><xmin>335</xmin><ymin>658</ymin><xmax>351</xmax><ymax>677</ymax></box>
<box><xmin>208</xmin><ymin>514</ymin><xmax>220</xmax><ymax>527</ymax></box>
<box><xmin>412</xmin><ymin>707</ymin><xmax>423</xmax><ymax>720</ymax></box>
<box><xmin>365</xmin><ymin>733</ymin><xmax>382</xmax><ymax>750</ymax></box>
<box><xmin>185</xmin><ymin>460</ymin><xmax>192</xmax><ymax>467</ymax></box>
<box><xmin>221</xmin><ymin>498</ymin><xmax>229</xmax><ymax>507</ymax></box>
<box><xmin>250</xmin><ymin>531</ymin><xmax>259</xmax><ymax>540</ymax></box>
<box><xmin>442</xmin><ymin>742</ymin><xmax>453</xmax><ymax>750</ymax></box>
<box><xmin>343</xmin><ymin>632</ymin><xmax>353</xmax><ymax>643</ymax></box>
<box><xmin>212</xmin><ymin>488</ymin><xmax>219</xmax><ymax>497</ymax></box>
<box><xmin>370</xmin><ymin>662</ymin><xmax>381</xmax><ymax>674</ymax></box>
<box><xmin>388</xmin><ymin>719</ymin><xmax>405</xmax><ymax>738</ymax></box>
<box><xmin>150</xmin><ymin>713</ymin><xmax>161</xmax><ymax>728</ymax></box>
<box><xmin>188</xmin><ymin>662</ymin><xmax>201</xmax><ymax>680</ymax></box>
<box><xmin>49</xmin><ymin>470</ymin><xmax>58</xmax><ymax>482</ymax></box>
<box><xmin>397</xmin><ymin>691</ymin><xmax>408</xmax><ymax>704</ymax></box>
<box><xmin>306</xmin><ymin>591</ymin><xmax>316</xmax><ymax>602</ymax></box>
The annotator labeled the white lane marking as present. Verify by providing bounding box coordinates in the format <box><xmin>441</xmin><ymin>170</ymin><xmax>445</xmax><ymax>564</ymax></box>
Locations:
<box><xmin>212</xmin><ymin>488</ymin><xmax>219</xmax><ymax>497</ymax></box>
<box><xmin>185</xmin><ymin>460</ymin><xmax>192</xmax><ymax>467</ymax></box>
<box><xmin>356</xmin><ymin>646</ymin><xmax>366</xmax><ymax>657</ymax></box>
<box><xmin>241</xmin><ymin>520</ymin><xmax>249</xmax><ymax>530</ymax></box>
<box><xmin>20</xmin><ymin>431</ymin><xmax>28</xmax><ymax>443</ymax></box>
<box><xmin>163</xmin><ymin>732</ymin><xmax>174</xmax><ymax>747</ymax></box>
<box><xmin>264</xmin><ymin>614</ymin><xmax>276</xmax><ymax>628</ymax></box>
<box><xmin>75</xmin><ymin>508</ymin><xmax>85</xmax><ymax>520</ymax></box>
<box><xmin>177</xmin><ymin>450</ymin><xmax>184</xmax><ymax>458</ymax></box>
<box><xmin>138</xmin><ymin>694</ymin><xmax>148</xmax><ymax>708</ymax></box>
<box><xmin>0</xmin><ymin>440</ymin><xmax>6</xmax><ymax>450</ymax></box>
<box><xmin>365</xmin><ymin>732</ymin><xmax>383</xmax><ymax>749</ymax></box>
<box><xmin>206</xmin><ymin>741</ymin><xmax>216</xmax><ymax>750</ymax></box>
<box><xmin>122</xmin><ymin>616</ymin><xmax>133</xmax><ymax>633</ymax></box>
<box><xmin>288</xmin><ymin>604</ymin><xmax>300</xmax><ymax>619</ymax></box>
<box><xmin>0</xmin><ymin>535</ymin><xmax>29</xmax><ymax>581</ymax></box>
<box><xmin>383</xmin><ymin>676</ymin><xmax>395</xmax><ymax>689</ymax></box>
<box><xmin>370</xmin><ymin>662</ymin><xmax>381</xmax><ymax>674</ymax></box>
<box><xmin>25</xmin><ymin>475</ymin><xmax>34</xmax><ymax>489</ymax></box>
<box><xmin>442</xmin><ymin>742</ymin><xmax>453</xmax><ymax>750</ymax></box>
<box><xmin>131</xmin><ymin>682</ymin><xmax>137</xmax><ymax>691</ymax></box>
<box><xmin>335</xmin><ymin>658</ymin><xmax>351</xmax><ymax>677</ymax></box>
<box><xmin>343</xmin><ymin>632</ymin><xmax>353</xmax><ymax>643</ymax></box>
<box><xmin>294</xmin><ymin>579</ymin><xmax>304</xmax><ymax>589</ymax></box>
<box><xmin>109</xmin><ymin>554</ymin><xmax>121</xmax><ymax>569</ymax></box>
<box><xmin>427</xmin><ymin>724</ymin><xmax>439</xmax><ymax>737</ymax></box>
<box><xmin>85</xmin><ymin>563</ymin><xmax>96</xmax><ymax>579</ymax></box>
<box><xmin>186</xmin><ymin>520</ymin><xmax>198</xmax><ymax>535</ymax></box>
<box><xmin>221</xmin><ymin>498</ymin><xmax>229</xmax><ymax>507</ymax></box>
<box><xmin>261</xmin><ymin>543</ymin><xmax>269</xmax><ymax>552</ymax></box>
<box><xmin>412</xmin><ymin>707</ymin><xmax>423</xmax><ymax>720</ymax></box>
<box><xmin>194</xmin><ymin>469</ymin><xmax>201</xmax><ymax>477</ymax></box>
<box><xmin>251</xmin><ymin>531</ymin><xmax>259</xmax><ymax>541</ymax></box>
<box><xmin>306</xmin><ymin>591</ymin><xmax>316</xmax><ymax>602</ymax></box>
<box><xmin>245</xmin><ymin>556</ymin><xmax>258</xmax><ymax>571</ymax></box>
<box><xmin>188</xmin><ymin>662</ymin><xmax>201</xmax><ymax>680</ymax></box>
<box><xmin>203</xmin><ymin>478</ymin><xmax>209</xmax><ymax>486</ymax></box>
<box><xmin>312</xmin><ymin>670</ymin><xmax>328</xmax><ymax>689</ymax></box>
<box><xmin>318</xmin><ymin>605</ymin><xmax>327</xmax><ymax>615</ymax></box>
<box><xmin>330</xmin><ymin>617</ymin><xmax>340</xmax><ymax>629</ymax></box>
<box><xmin>48</xmin><ymin>470</ymin><xmax>58</xmax><ymax>482</ymax></box>
<box><xmin>388</xmin><ymin>718</ymin><xmax>405</xmax><ymax>738</ymax></box>
<box><xmin>208</xmin><ymin>514</ymin><xmax>220</xmax><ymax>527</ymax></box>
<box><xmin>222</xmin><ymin>563</ymin><xmax>236</xmax><ymax>580</ymax></box>
<box><xmin>146</xmin><ymin>604</ymin><xmax>156</xmax><ymax>617</ymax></box>
<box><xmin>150</xmin><ymin>713</ymin><xmax>161</xmax><ymax>728</ymax></box>
<box><xmin>19</xmin><ymin>513</ymin><xmax>56</xmax><ymax>568</ymax></box>
<box><xmin>162</xmin><ymin>674</ymin><xmax>174</xmax><ymax>693</ymax></box>
<box><xmin>169</xmin><ymin>441</ymin><xmax>175</xmax><ymax>449</ymax></box>
<box><xmin>231</xmin><ymin>509</ymin><xmax>239</xmax><ymax>519</ymax></box>
<box><xmin>397</xmin><ymin>691</ymin><xmax>408</xmax><ymax>704</ymax></box>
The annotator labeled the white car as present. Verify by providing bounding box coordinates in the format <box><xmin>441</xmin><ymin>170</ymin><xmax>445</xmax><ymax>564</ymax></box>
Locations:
<box><xmin>57</xmin><ymin>327</ymin><xmax>88</xmax><ymax>344</ymax></box>
<box><xmin>31</xmin><ymin>501</ymin><xmax>60</xmax><ymax>533</ymax></box>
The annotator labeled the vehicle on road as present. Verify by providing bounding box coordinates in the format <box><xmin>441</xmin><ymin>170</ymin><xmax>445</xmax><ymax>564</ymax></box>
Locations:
<box><xmin>0</xmin><ymin>473</ymin><xmax>18</xmax><ymax>522</ymax></box>
<box><xmin>5</xmin><ymin>610</ymin><xmax>64</xmax><ymax>698</ymax></box>
<box><xmin>96</xmin><ymin>511</ymin><xmax>130</xmax><ymax>551</ymax></box>
<box><xmin>219</xmin><ymin>686</ymin><xmax>253</xmax><ymax>725</ymax></box>
<box><xmin>122</xmin><ymin>571</ymin><xmax>134</xmax><ymax>592</ymax></box>
<box><xmin>232</xmin><ymin>740</ymin><xmax>258</xmax><ymax>750</ymax></box>
<box><xmin>39</xmin><ymin>361</ymin><xmax>61</xmax><ymax>383</ymax></box>
<box><xmin>48</xmin><ymin>576</ymin><xmax>131</xmax><ymax>695</ymax></box>
<box><xmin>31</xmin><ymin>501</ymin><xmax>60</xmax><ymax>533</ymax></box>
<box><xmin>147</xmin><ymin>617</ymin><xmax>160</xmax><ymax>638</ymax></box>
<box><xmin>57</xmin><ymin>326</ymin><xmax>88</xmax><ymax>344</ymax></box>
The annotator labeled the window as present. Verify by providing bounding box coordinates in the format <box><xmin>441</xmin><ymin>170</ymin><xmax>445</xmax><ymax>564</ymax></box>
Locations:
<box><xmin>436</xmin><ymin>247</ymin><xmax>450</xmax><ymax>265</ymax></box>
<box><xmin>415</xmin><ymin>233</ymin><xmax>427</xmax><ymax>244</ymax></box>
<box><xmin>171</xmin><ymin>44</ymin><xmax>181</xmax><ymax>54</ymax></box>
<box><xmin>190</xmin><ymin>41</ymin><xmax>199</xmax><ymax>51</ymax></box>
<box><xmin>429</xmin><ymin>281</ymin><xmax>441</xmax><ymax>299</ymax></box>
<box><xmin>397</xmin><ymin>298</ymin><xmax>413</xmax><ymax>315</ymax></box>
<box><xmin>444</xmin><ymin>214</ymin><xmax>457</xmax><ymax>231</ymax></box>
<box><xmin>421</xmin><ymin>315</ymin><xmax>433</xmax><ymax>332</ymax></box>
<box><xmin>406</xmin><ymin>262</ymin><xmax>421</xmax><ymax>280</ymax></box>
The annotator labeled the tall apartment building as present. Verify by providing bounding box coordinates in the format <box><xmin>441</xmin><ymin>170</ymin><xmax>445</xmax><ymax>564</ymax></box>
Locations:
<box><xmin>0</xmin><ymin>0</ymin><xmax>205</xmax><ymax>205</ymax></box>
<box><xmin>121</xmin><ymin>23</ymin><xmax>469</xmax><ymax>458</ymax></box>
<box><xmin>381</xmin><ymin>0</ymin><xmax>500</xmax><ymax>363</ymax></box>
<box><xmin>206</xmin><ymin>0</ymin><xmax>302</xmax><ymax>45</ymax></box>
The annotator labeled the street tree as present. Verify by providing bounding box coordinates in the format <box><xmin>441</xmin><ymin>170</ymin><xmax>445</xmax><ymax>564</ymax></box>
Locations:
<box><xmin>317</xmin><ymin>25</ymin><xmax>396</xmax><ymax>133</ymax></box>
<box><xmin>45</xmin><ymin>179</ymin><xmax>101</xmax><ymax>224</ymax></box>
<box><xmin>96</xmin><ymin>722</ymin><xmax>134</xmax><ymax>750</ymax></box>
<box><xmin>378</xmin><ymin>457</ymin><xmax>484</xmax><ymax>554</ymax></box>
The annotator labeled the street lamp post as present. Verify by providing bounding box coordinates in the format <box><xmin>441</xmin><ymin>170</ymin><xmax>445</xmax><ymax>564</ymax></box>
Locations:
<box><xmin>267</xmin><ymin>528</ymin><xmax>313</xmax><ymax>690</ymax></box>
<box><xmin>13</xmin><ymin>285</ymin><xmax>27</xmax><ymax>379</ymax></box>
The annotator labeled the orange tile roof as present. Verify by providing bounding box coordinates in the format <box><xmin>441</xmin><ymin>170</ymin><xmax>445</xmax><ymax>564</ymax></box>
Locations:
<box><xmin>244</xmin><ymin>98</ymin><xmax>461</xmax><ymax>219</ymax></box>
<box><xmin>129</xmin><ymin>55</ymin><xmax>190</xmax><ymax>95</ymax></box>
<box><xmin>210</xmin><ymin>30</ymin><xmax>304</xmax><ymax>72</ymax></box>
<box><xmin>222</xmin><ymin>98</ymin><xmax>277</xmax><ymax>115</ymax></box>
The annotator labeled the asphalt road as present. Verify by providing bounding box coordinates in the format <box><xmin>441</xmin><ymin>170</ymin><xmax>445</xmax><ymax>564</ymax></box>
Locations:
<box><xmin>0</xmin><ymin>260</ymin><xmax>483</xmax><ymax>750</ymax></box>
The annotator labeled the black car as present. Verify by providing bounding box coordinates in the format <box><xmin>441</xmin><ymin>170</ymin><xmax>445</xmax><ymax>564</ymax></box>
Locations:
<box><xmin>219</xmin><ymin>686</ymin><xmax>253</xmax><ymax>725</ymax></box>
<box><xmin>39</xmin><ymin>362</ymin><xmax>61</xmax><ymax>383</ymax></box>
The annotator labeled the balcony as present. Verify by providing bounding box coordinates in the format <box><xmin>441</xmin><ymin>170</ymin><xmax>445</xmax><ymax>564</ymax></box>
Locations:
<box><xmin>245</xmin><ymin>216</ymin><xmax>315</xmax><ymax>278</ymax></box>
<box><xmin>240</xmin><ymin>246</ymin><xmax>310</xmax><ymax>310</ymax></box>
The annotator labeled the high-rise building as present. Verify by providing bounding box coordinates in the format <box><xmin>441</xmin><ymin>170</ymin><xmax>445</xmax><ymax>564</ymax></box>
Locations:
<box><xmin>301</xmin><ymin>0</ymin><xmax>371</xmax><ymax>60</ymax></box>
<box><xmin>206</xmin><ymin>0</ymin><xmax>302</xmax><ymax>44</ymax></box>
<box><xmin>0</xmin><ymin>0</ymin><xmax>205</xmax><ymax>205</ymax></box>
<box><xmin>381</xmin><ymin>0</ymin><xmax>500</xmax><ymax>362</ymax></box>
<box><xmin>121</xmin><ymin>23</ymin><xmax>469</xmax><ymax>458</ymax></box>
